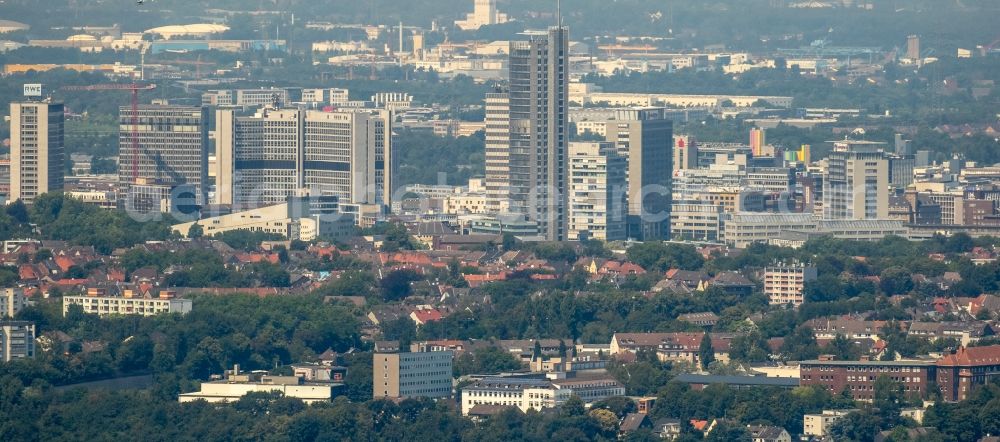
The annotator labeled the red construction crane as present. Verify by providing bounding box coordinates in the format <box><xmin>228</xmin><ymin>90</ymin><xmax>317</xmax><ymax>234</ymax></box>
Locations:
<box><xmin>61</xmin><ymin>82</ymin><xmax>156</xmax><ymax>183</ymax></box>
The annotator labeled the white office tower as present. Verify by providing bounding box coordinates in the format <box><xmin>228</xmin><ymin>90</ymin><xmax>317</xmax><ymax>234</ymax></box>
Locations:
<box><xmin>568</xmin><ymin>142</ymin><xmax>627</xmax><ymax>241</ymax></box>
<box><xmin>822</xmin><ymin>140</ymin><xmax>889</xmax><ymax>220</ymax></box>
<box><xmin>215</xmin><ymin>108</ymin><xmax>392</xmax><ymax>217</ymax></box>
<box><xmin>10</xmin><ymin>102</ymin><xmax>64</xmax><ymax>204</ymax></box>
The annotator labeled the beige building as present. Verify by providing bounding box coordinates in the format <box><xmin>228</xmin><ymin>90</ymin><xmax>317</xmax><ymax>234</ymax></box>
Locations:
<box><xmin>63</xmin><ymin>289</ymin><xmax>192</xmax><ymax>317</ymax></box>
<box><xmin>0</xmin><ymin>321</ymin><xmax>35</xmax><ymax>362</ymax></box>
<box><xmin>444</xmin><ymin>194</ymin><xmax>488</xmax><ymax>215</ymax></box>
<box><xmin>179</xmin><ymin>366</ymin><xmax>333</xmax><ymax>404</ymax></box>
<box><xmin>373</xmin><ymin>350</ymin><xmax>453</xmax><ymax>399</ymax></box>
<box><xmin>0</xmin><ymin>288</ymin><xmax>26</xmax><ymax>318</ymax></box>
<box><xmin>10</xmin><ymin>101</ymin><xmax>64</xmax><ymax>203</ymax></box>
<box><xmin>764</xmin><ymin>263</ymin><xmax>818</xmax><ymax>306</ymax></box>
<box><xmin>803</xmin><ymin>410</ymin><xmax>856</xmax><ymax>438</ymax></box>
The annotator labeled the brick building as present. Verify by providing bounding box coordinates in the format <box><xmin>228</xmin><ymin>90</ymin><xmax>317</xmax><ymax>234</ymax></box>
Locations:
<box><xmin>799</xmin><ymin>356</ymin><xmax>937</xmax><ymax>402</ymax></box>
<box><xmin>936</xmin><ymin>345</ymin><xmax>1000</xmax><ymax>402</ymax></box>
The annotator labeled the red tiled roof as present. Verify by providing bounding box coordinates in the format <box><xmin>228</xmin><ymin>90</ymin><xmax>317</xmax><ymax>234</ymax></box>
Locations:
<box><xmin>937</xmin><ymin>345</ymin><xmax>1000</xmax><ymax>367</ymax></box>
<box><xmin>411</xmin><ymin>309</ymin><xmax>444</xmax><ymax>324</ymax></box>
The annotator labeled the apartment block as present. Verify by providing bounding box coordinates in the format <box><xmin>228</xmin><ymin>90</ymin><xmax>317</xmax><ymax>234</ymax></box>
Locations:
<box><xmin>0</xmin><ymin>321</ymin><xmax>35</xmax><ymax>362</ymax></box>
<box><xmin>764</xmin><ymin>263</ymin><xmax>818</xmax><ymax>306</ymax></box>
<box><xmin>63</xmin><ymin>289</ymin><xmax>192</xmax><ymax>317</ymax></box>
<box><xmin>567</xmin><ymin>142</ymin><xmax>627</xmax><ymax>241</ymax></box>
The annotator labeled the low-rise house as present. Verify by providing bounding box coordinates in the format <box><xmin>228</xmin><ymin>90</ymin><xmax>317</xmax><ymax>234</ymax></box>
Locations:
<box><xmin>619</xmin><ymin>413</ymin><xmax>652</xmax><ymax>437</ymax></box>
<box><xmin>652</xmin><ymin>418</ymin><xmax>682</xmax><ymax>440</ymax></box>
<box><xmin>747</xmin><ymin>425</ymin><xmax>791</xmax><ymax>442</ymax></box>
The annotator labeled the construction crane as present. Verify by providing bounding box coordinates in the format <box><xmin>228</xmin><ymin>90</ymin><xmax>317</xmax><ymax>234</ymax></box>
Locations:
<box><xmin>60</xmin><ymin>82</ymin><xmax>157</xmax><ymax>183</ymax></box>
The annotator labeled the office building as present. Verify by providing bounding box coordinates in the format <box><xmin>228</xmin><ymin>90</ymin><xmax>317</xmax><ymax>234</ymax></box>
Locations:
<box><xmin>800</xmin><ymin>357</ymin><xmax>937</xmax><ymax>402</ymax></box>
<box><xmin>1</xmin><ymin>288</ymin><xmax>26</xmax><ymax>318</ymax></box>
<box><xmin>373</xmin><ymin>350</ymin><xmax>453</xmax><ymax>399</ymax></box>
<box><xmin>202</xmin><ymin>88</ymin><xmax>291</xmax><ymax>107</ymax></box>
<box><xmin>505</xmin><ymin>27</ymin><xmax>569</xmax><ymax>241</ymax></box>
<box><xmin>567</xmin><ymin>142</ymin><xmax>627</xmax><ymax>241</ymax></box>
<box><xmin>670</xmin><ymin>202</ymin><xmax>724</xmax><ymax>242</ymax></box>
<box><xmin>906</xmin><ymin>35</ymin><xmax>920</xmax><ymax>60</ymax></box>
<box><xmin>461</xmin><ymin>372</ymin><xmax>624</xmax><ymax>415</ymax></box>
<box><xmin>0</xmin><ymin>321</ymin><xmax>35</xmax><ymax>362</ymax></box>
<box><xmin>889</xmin><ymin>154</ymin><xmax>916</xmax><ymax>189</ymax></box>
<box><xmin>118</xmin><ymin>105</ymin><xmax>209</xmax><ymax>212</ymax></box>
<box><xmin>484</xmin><ymin>89</ymin><xmax>510</xmax><ymax>213</ymax></box>
<box><xmin>172</xmin><ymin>196</ymin><xmax>355</xmax><ymax>241</ymax></box>
<box><xmin>764</xmin><ymin>263</ymin><xmax>817</xmax><ymax>306</ymax></box>
<box><xmin>63</xmin><ymin>288</ymin><xmax>192</xmax><ymax>317</ymax></box>
<box><xmin>301</xmin><ymin>88</ymin><xmax>350</xmax><ymax>105</ymax></box>
<box><xmin>673</xmin><ymin>135</ymin><xmax>698</xmax><ymax>171</ymax></box>
<box><xmin>750</xmin><ymin>128</ymin><xmax>766</xmax><ymax>157</ymax></box>
<box><xmin>455</xmin><ymin>0</ymin><xmax>509</xmax><ymax>30</ymax></box>
<box><xmin>179</xmin><ymin>365</ymin><xmax>336</xmax><ymax>404</ymax></box>
<box><xmin>822</xmin><ymin>140</ymin><xmax>889</xmax><ymax>220</ymax></box>
<box><xmin>602</xmin><ymin>108</ymin><xmax>673</xmax><ymax>240</ymax></box>
<box><xmin>721</xmin><ymin>213</ymin><xmax>818</xmax><ymax>248</ymax></box>
<box><xmin>215</xmin><ymin>108</ymin><xmax>392</xmax><ymax>213</ymax></box>
<box><xmin>10</xmin><ymin>101</ymin><xmax>64</xmax><ymax>203</ymax></box>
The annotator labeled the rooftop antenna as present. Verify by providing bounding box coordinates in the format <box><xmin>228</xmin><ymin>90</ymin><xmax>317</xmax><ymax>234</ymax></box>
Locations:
<box><xmin>557</xmin><ymin>0</ymin><xmax>562</xmax><ymax>29</ymax></box>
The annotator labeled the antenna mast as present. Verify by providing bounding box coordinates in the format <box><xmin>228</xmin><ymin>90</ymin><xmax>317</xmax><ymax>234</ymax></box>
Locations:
<box><xmin>557</xmin><ymin>0</ymin><xmax>562</xmax><ymax>28</ymax></box>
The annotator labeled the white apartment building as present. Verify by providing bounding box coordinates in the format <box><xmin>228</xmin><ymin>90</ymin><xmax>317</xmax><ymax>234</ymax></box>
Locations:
<box><xmin>63</xmin><ymin>290</ymin><xmax>192</xmax><ymax>317</ymax></box>
<box><xmin>764</xmin><ymin>263</ymin><xmax>818</xmax><ymax>306</ymax></box>
<box><xmin>568</xmin><ymin>142</ymin><xmax>627</xmax><ymax>241</ymax></box>
<box><xmin>803</xmin><ymin>410</ymin><xmax>856</xmax><ymax>438</ymax></box>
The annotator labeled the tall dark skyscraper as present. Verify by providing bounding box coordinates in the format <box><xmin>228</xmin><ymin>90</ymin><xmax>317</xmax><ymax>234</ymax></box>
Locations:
<box><xmin>507</xmin><ymin>27</ymin><xmax>569</xmax><ymax>241</ymax></box>
<box><xmin>118</xmin><ymin>105</ymin><xmax>209</xmax><ymax>212</ymax></box>
<box><xmin>602</xmin><ymin>109</ymin><xmax>674</xmax><ymax>240</ymax></box>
